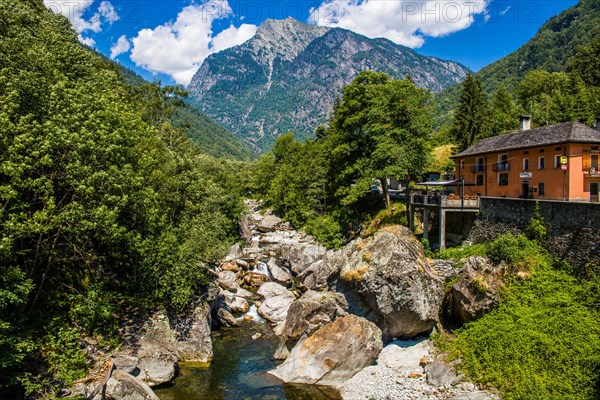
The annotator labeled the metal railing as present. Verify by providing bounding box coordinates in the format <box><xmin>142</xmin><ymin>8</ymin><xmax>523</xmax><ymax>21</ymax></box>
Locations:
<box><xmin>492</xmin><ymin>162</ymin><xmax>510</xmax><ymax>172</ymax></box>
<box><xmin>470</xmin><ymin>165</ymin><xmax>485</xmax><ymax>173</ymax></box>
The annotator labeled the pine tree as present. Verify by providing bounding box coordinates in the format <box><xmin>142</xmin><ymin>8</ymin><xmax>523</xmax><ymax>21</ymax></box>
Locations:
<box><xmin>450</xmin><ymin>73</ymin><xmax>490</xmax><ymax>152</ymax></box>
<box><xmin>490</xmin><ymin>85</ymin><xmax>520</xmax><ymax>136</ymax></box>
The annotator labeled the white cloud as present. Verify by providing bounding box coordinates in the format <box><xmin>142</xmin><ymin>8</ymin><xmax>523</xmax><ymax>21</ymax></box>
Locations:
<box><xmin>43</xmin><ymin>1</ymin><xmax>119</xmax><ymax>46</ymax></box>
<box><xmin>309</xmin><ymin>0</ymin><xmax>488</xmax><ymax>48</ymax></box>
<box><xmin>130</xmin><ymin>1</ymin><xmax>257</xmax><ymax>85</ymax></box>
<box><xmin>110</xmin><ymin>35</ymin><xmax>131</xmax><ymax>59</ymax></box>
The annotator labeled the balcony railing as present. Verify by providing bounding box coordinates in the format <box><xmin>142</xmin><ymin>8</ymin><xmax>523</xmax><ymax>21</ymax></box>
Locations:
<box><xmin>410</xmin><ymin>194</ymin><xmax>480</xmax><ymax>209</ymax></box>
<box><xmin>492</xmin><ymin>162</ymin><xmax>510</xmax><ymax>172</ymax></box>
<box><xmin>470</xmin><ymin>165</ymin><xmax>485</xmax><ymax>173</ymax></box>
<box><xmin>584</xmin><ymin>166</ymin><xmax>600</xmax><ymax>176</ymax></box>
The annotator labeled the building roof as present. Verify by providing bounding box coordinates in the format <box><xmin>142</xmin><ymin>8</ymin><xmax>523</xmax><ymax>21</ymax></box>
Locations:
<box><xmin>451</xmin><ymin>121</ymin><xmax>600</xmax><ymax>159</ymax></box>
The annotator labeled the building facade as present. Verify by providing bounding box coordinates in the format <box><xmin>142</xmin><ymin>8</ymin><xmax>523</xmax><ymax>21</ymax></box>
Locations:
<box><xmin>451</xmin><ymin>119</ymin><xmax>600</xmax><ymax>202</ymax></box>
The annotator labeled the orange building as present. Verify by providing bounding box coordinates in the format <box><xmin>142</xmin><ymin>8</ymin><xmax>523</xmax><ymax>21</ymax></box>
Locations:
<box><xmin>451</xmin><ymin>117</ymin><xmax>600</xmax><ymax>202</ymax></box>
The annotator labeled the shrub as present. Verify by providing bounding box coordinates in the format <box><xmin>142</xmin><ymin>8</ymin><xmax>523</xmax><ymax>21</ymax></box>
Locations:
<box><xmin>525</xmin><ymin>201</ymin><xmax>547</xmax><ymax>243</ymax></box>
<box><xmin>305</xmin><ymin>215</ymin><xmax>344</xmax><ymax>249</ymax></box>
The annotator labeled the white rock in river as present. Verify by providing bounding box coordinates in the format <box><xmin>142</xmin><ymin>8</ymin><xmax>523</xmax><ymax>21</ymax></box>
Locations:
<box><xmin>257</xmin><ymin>282</ymin><xmax>295</xmax><ymax>323</ymax></box>
<box><xmin>267</xmin><ymin>258</ymin><xmax>293</xmax><ymax>286</ymax></box>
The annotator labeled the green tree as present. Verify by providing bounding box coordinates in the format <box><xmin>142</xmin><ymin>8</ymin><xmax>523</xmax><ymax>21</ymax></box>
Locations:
<box><xmin>450</xmin><ymin>73</ymin><xmax>490</xmax><ymax>152</ymax></box>
<box><xmin>489</xmin><ymin>85</ymin><xmax>520</xmax><ymax>135</ymax></box>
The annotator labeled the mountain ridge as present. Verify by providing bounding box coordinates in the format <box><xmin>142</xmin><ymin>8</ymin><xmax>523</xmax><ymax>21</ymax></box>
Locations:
<box><xmin>188</xmin><ymin>17</ymin><xmax>469</xmax><ymax>152</ymax></box>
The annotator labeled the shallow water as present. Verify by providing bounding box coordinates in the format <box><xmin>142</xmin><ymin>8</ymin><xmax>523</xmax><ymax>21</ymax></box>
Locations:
<box><xmin>155</xmin><ymin>318</ymin><xmax>340</xmax><ymax>400</ymax></box>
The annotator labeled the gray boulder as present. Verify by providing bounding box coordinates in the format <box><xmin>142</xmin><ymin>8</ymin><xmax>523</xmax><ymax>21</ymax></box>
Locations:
<box><xmin>269</xmin><ymin>315</ymin><xmax>382</xmax><ymax>386</ymax></box>
<box><xmin>298</xmin><ymin>252</ymin><xmax>342</xmax><ymax>290</ymax></box>
<box><xmin>112</xmin><ymin>355</ymin><xmax>138</xmax><ymax>375</ymax></box>
<box><xmin>176</xmin><ymin>303</ymin><xmax>213</xmax><ymax>364</ymax></box>
<box><xmin>214</xmin><ymin>307</ymin><xmax>239</xmax><ymax>327</ymax></box>
<box><xmin>257</xmin><ymin>215</ymin><xmax>282</xmax><ymax>232</ymax></box>
<box><xmin>220</xmin><ymin>290</ymin><xmax>250</xmax><ymax>313</ymax></box>
<box><xmin>336</xmin><ymin>226</ymin><xmax>444</xmax><ymax>340</ymax></box>
<box><xmin>217</xmin><ymin>270</ymin><xmax>239</xmax><ymax>291</ymax></box>
<box><xmin>267</xmin><ymin>258</ymin><xmax>293</xmax><ymax>286</ymax></box>
<box><xmin>283</xmin><ymin>290</ymin><xmax>348</xmax><ymax>341</ymax></box>
<box><xmin>425</xmin><ymin>356</ymin><xmax>462</xmax><ymax>387</ymax></box>
<box><xmin>135</xmin><ymin>311</ymin><xmax>179</xmax><ymax>387</ymax></box>
<box><xmin>280</xmin><ymin>243</ymin><xmax>328</xmax><ymax>275</ymax></box>
<box><xmin>257</xmin><ymin>282</ymin><xmax>295</xmax><ymax>324</ymax></box>
<box><xmin>103</xmin><ymin>370</ymin><xmax>159</xmax><ymax>400</ymax></box>
<box><xmin>445</xmin><ymin>256</ymin><xmax>504</xmax><ymax>326</ymax></box>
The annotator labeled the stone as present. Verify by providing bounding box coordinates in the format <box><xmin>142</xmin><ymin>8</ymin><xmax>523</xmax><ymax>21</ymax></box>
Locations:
<box><xmin>217</xmin><ymin>270</ymin><xmax>239</xmax><ymax>291</ymax></box>
<box><xmin>269</xmin><ymin>315</ymin><xmax>383</xmax><ymax>386</ymax></box>
<box><xmin>257</xmin><ymin>215</ymin><xmax>282</xmax><ymax>232</ymax></box>
<box><xmin>280</xmin><ymin>243</ymin><xmax>328</xmax><ymax>275</ymax></box>
<box><xmin>135</xmin><ymin>311</ymin><xmax>179</xmax><ymax>387</ymax></box>
<box><xmin>267</xmin><ymin>258</ymin><xmax>293</xmax><ymax>286</ymax></box>
<box><xmin>425</xmin><ymin>356</ymin><xmax>462</xmax><ymax>387</ymax></box>
<box><xmin>233</xmin><ymin>287</ymin><xmax>254</xmax><ymax>298</ymax></box>
<box><xmin>220</xmin><ymin>259</ymin><xmax>239</xmax><ymax>272</ymax></box>
<box><xmin>235</xmin><ymin>259</ymin><xmax>250</xmax><ymax>270</ymax></box>
<box><xmin>252</xmin><ymin>333</ymin><xmax>262</xmax><ymax>340</ymax></box>
<box><xmin>176</xmin><ymin>304</ymin><xmax>213</xmax><ymax>364</ymax></box>
<box><xmin>298</xmin><ymin>254</ymin><xmax>342</xmax><ymax>290</ymax></box>
<box><xmin>448</xmin><ymin>391</ymin><xmax>499</xmax><ymax>400</ymax></box>
<box><xmin>257</xmin><ymin>282</ymin><xmax>295</xmax><ymax>323</ymax></box>
<box><xmin>335</xmin><ymin>226</ymin><xmax>444</xmax><ymax>340</ymax></box>
<box><xmin>376</xmin><ymin>339</ymin><xmax>431</xmax><ymax>374</ymax></box>
<box><xmin>283</xmin><ymin>290</ymin><xmax>348</xmax><ymax>341</ymax></box>
<box><xmin>221</xmin><ymin>290</ymin><xmax>250</xmax><ymax>313</ymax></box>
<box><xmin>104</xmin><ymin>369</ymin><xmax>159</xmax><ymax>400</ymax></box>
<box><xmin>243</xmin><ymin>271</ymin><xmax>270</xmax><ymax>287</ymax></box>
<box><xmin>215</xmin><ymin>307</ymin><xmax>239</xmax><ymax>327</ymax></box>
<box><xmin>240</xmin><ymin>214</ymin><xmax>253</xmax><ymax>242</ymax></box>
<box><xmin>273</xmin><ymin>338</ymin><xmax>290</xmax><ymax>360</ymax></box>
<box><xmin>444</xmin><ymin>256</ymin><xmax>504</xmax><ymax>326</ymax></box>
<box><xmin>112</xmin><ymin>355</ymin><xmax>139</xmax><ymax>375</ymax></box>
<box><xmin>228</xmin><ymin>242</ymin><xmax>244</xmax><ymax>259</ymax></box>
<box><xmin>430</xmin><ymin>259</ymin><xmax>459</xmax><ymax>280</ymax></box>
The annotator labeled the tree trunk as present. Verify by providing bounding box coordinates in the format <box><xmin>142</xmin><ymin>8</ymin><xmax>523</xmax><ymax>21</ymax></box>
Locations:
<box><xmin>379</xmin><ymin>178</ymin><xmax>391</xmax><ymax>209</ymax></box>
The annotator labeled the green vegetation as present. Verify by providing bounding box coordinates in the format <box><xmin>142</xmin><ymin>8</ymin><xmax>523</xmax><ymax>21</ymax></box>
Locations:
<box><xmin>449</xmin><ymin>73</ymin><xmax>490</xmax><ymax>152</ymax></box>
<box><xmin>0</xmin><ymin>0</ymin><xmax>247</xmax><ymax>396</ymax></box>
<box><xmin>252</xmin><ymin>71</ymin><xmax>433</xmax><ymax>247</ymax></box>
<box><xmin>437</xmin><ymin>233</ymin><xmax>600</xmax><ymax>400</ymax></box>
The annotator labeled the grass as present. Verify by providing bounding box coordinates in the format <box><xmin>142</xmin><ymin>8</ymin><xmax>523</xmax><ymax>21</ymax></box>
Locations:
<box><xmin>436</xmin><ymin>234</ymin><xmax>600</xmax><ymax>400</ymax></box>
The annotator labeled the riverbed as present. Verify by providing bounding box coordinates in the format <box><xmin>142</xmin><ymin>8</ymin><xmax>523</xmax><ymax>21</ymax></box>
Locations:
<box><xmin>155</xmin><ymin>315</ymin><xmax>340</xmax><ymax>400</ymax></box>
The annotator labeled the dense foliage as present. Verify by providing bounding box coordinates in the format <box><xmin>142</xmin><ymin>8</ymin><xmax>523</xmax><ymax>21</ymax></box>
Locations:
<box><xmin>252</xmin><ymin>71</ymin><xmax>433</xmax><ymax>246</ymax></box>
<box><xmin>438</xmin><ymin>234</ymin><xmax>600</xmax><ymax>400</ymax></box>
<box><xmin>0</xmin><ymin>0</ymin><xmax>245</xmax><ymax>396</ymax></box>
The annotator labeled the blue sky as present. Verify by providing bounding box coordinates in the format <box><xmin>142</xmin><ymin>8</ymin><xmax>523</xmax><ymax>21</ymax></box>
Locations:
<box><xmin>44</xmin><ymin>1</ymin><xmax>579</xmax><ymax>85</ymax></box>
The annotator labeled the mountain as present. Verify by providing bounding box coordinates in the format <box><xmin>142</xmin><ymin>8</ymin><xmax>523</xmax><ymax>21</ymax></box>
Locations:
<box><xmin>434</xmin><ymin>0</ymin><xmax>600</xmax><ymax>128</ymax></box>
<box><xmin>188</xmin><ymin>17</ymin><xmax>469</xmax><ymax>153</ymax></box>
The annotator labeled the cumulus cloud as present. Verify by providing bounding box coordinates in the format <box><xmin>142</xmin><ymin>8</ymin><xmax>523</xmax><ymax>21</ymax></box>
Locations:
<box><xmin>43</xmin><ymin>0</ymin><xmax>119</xmax><ymax>46</ymax></box>
<box><xmin>110</xmin><ymin>35</ymin><xmax>131</xmax><ymax>59</ymax></box>
<box><xmin>130</xmin><ymin>1</ymin><xmax>257</xmax><ymax>85</ymax></box>
<box><xmin>309</xmin><ymin>0</ymin><xmax>488</xmax><ymax>48</ymax></box>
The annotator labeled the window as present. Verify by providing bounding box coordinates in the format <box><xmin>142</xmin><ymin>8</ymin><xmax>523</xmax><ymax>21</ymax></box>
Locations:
<box><xmin>497</xmin><ymin>154</ymin><xmax>509</xmax><ymax>171</ymax></box>
<box><xmin>539</xmin><ymin>149</ymin><xmax>545</xmax><ymax>153</ymax></box>
<box><xmin>476</xmin><ymin>174</ymin><xmax>484</xmax><ymax>186</ymax></box>
<box><xmin>592</xmin><ymin>155</ymin><xmax>599</xmax><ymax>174</ymax></box>
<box><xmin>498</xmin><ymin>173</ymin><xmax>509</xmax><ymax>186</ymax></box>
<box><xmin>460</xmin><ymin>160</ymin><xmax>465</xmax><ymax>170</ymax></box>
<box><xmin>554</xmin><ymin>155</ymin><xmax>561</xmax><ymax>169</ymax></box>
<box><xmin>539</xmin><ymin>182</ymin><xmax>545</xmax><ymax>196</ymax></box>
<box><xmin>538</xmin><ymin>156</ymin><xmax>545</xmax><ymax>170</ymax></box>
<box><xmin>475</xmin><ymin>157</ymin><xmax>484</xmax><ymax>173</ymax></box>
<box><xmin>523</xmin><ymin>158</ymin><xmax>529</xmax><ymax>171</ymax></box>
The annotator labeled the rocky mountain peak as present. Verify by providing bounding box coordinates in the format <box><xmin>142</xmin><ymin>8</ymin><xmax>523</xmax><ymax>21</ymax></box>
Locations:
<box><xmin>250</xmin><ymin>17</ymin><xmax>329</xmax><ymax>62</ymax></box>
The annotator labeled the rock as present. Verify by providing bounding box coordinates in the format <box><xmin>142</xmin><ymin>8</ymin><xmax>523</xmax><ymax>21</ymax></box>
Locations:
<box><xmin>273</xmin><ymin>338</ymin><xmax>290</xmax><ymax>360</ymax></box>
<box><xmin>280</xmin><ymin>243</ymin><xmax>327</xmax><ymax>275</ymax></box>
<box><xmin>176</xmin><ymin>304</ymin><xmax>213</xmax><ymax>364</ymax></box>
<box><xmin>243</xmin><ymin>271</ymin><xmax>270</xmax><ymax>287</ymax></box>
<box><xmin>252</xmin><ymin>333</ymin><xmax>262</xmax><ymax>340</ymax></box>
<box><xmin>283</xmin><ymin>290</ymin><xmax>348</xmax><ymax>341</ymax></box>
<box><xmin>444</xmin><ymin>256</ymin><xmax>504</xmax><ymax>326</ymax></box>
<box><xmin>376</xmin><ymin>339</ymin><xmax>431</xmax><ymax>374</ymax></box>
<box><xmin>215</xmin><ymin>307</ymin><xmax>239</xmax><ymax>327</ymax></box>
<box><xmin>233</xmin><ymin>287</ymin><xmax>254</xmax><ymax>298</ymax></box>
<box><xmin>220</xmin><ymin>259</ymin><xmax>239</xmax><ymax>272</ymax></box>
<box><xmin>240</xmin><ymin>214</ymin><xmax>253</xmax><ymax>242</ymax></box>
<box><xmin>267</xmin><ymin>258</ymin><xmax>293</xmax><ymax>286</ymax></box>
<box><xmin>104</xmin><ymin>369</ymin><xmax>159</xmax><ymax>400</ymax></box>
<box><xmin>235</xmin><ymin>259</ymin><xmax>250</xmax><ymax>270</ymax></box>
<box><xmin>112</xmin><ymin>355</ymin><xmax>139</xmax><ymax>375</ymax></box>
<box><xmin>135</xmin><ymin>311</ymin><xmax>179</xmax><ymax>387</ymax></box>
<box><xmin>257</xmin><ymin>282</ymin><xmax>295</xmax><ymax>323</ymax></box>
<box><xmin>335</xmin><ymin>226</ymin><xmax>444</xmax><ymax>340</ymax></box>
<box><xmin>228</xmin><ymin>242</ymin><xmax>244</xmax><ymax>259</ymax></box>
<box><xmin>448</xmin><ymin>391</ymin><xmax>499</xmax><ymax>400</ymax></box>
<box><xmin>430</xmin><ymin>259</ymin><xmax>459</xmax><ymax>280</ymax></box>
<box><xmin>218</xmin><ymin>270</ymin><xmax>239</xmax><ymax>291</ymax></box>
<box><xmin>298</xmin><ymin>254</ymin><xmax>342</xmax><ymax>290</ymax></box>
<box><xmin>269</xmin><ymin>315</ymin><xmax>383</xmax><ymax>386</ymax></box>
<box><xmin>221</xmin><ymin>290</ymin><xmax>250</xmax><ymax>313</ymax></box>
<box><xmin>425</xmin><ymin>356</ymin><xmax>462</xmax><ymax>387</ymax></box>
<box><xmin>257</xmin><ymin>215</ymin><xmax>282</xmax><ymax>232</ymax></box>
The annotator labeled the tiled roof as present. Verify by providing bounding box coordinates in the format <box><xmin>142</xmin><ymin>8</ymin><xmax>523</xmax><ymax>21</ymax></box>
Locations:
<box><xmin>451</xmin><ymin>122</ymin><xmax>600</xmax><ymax>158</ymax></box>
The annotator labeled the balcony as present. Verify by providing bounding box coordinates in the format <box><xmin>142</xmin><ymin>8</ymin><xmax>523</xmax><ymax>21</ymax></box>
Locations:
<box><xmin>584</xmin><ymin>166</ymin><xmax>600</xmax><ymax>176</ymax></box>
<box><xmin>492</xmin><ymin>162</ymin><xmax>510</xmax><ymax>172</ymax></box>
<box><xmin>470</xmin><ymin>165</ymin><xmax>485</xmax><ymax>173</ymax></box>
<box><xmin>409</xmin><ymin>194</ymin><xmax>480</xmax><ymax>209</ymax></box>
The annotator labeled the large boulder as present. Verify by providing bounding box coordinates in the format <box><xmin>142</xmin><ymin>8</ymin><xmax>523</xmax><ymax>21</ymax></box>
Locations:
<box><xmin>267</xmin><ymin>258</ymin><xmax>293</xmax><ymax>286</ymax></box>
<box><xmin>335</xmin><ymin>226</ymin><xmax>444</xmax><ymax>340</ymax></box>
<box><xmin>257</xmin><ymin>215</ymin><xmax>282</xmax><ymax>232</ymax></box>
<box><xmin>280</xmin><ymin>243</ymin><xmax>328</xmax><ymax>275</ymax></box>
<box><xmin>283</xmin><ymin>290</ymin><xmax>348</xmax><ymax>341</ymax></box>
<box><xmin>257</xmin><ymin>282</ymin><xmax>295</xmax><ymax>324</ymax></box>
<box><xmin>269</xmin><ymin>315</ymin><xmax>382</xmax><ymax>386</ymax></box>
<box><xmin>220</xmin><ymin>290</ymin><xmax>250</xmax><ymax>313</ymax></box>
<box><xmin>175</xmin><ymin>303</ymin><xmax>213</xmax><ymax>364</ymax></box>
<box><xmin>135</xmin><ymin>311</ymin><xmax>179</xmax><ymax>387</ymax></box>
<box><xmin>297</xmin><ymin>252</ymin><xmax>343</xmax><ymax>290</ymax></box>
<box><xmin>444</xmin><ymin>256</ymin><xmax>505</xmax><ymax>326</ymax></box>
<box><xmin>103</xmin><ymin>370</ymin><xmax>159</xmax><ymax>400</ymax></box>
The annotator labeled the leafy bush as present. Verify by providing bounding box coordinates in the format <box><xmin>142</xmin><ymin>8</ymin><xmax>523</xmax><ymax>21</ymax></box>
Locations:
<box><xmin>525</xmin><ymin>201</ymin><xmax>548</xmax><ymax>243</ymax></box>
<box><xmin>362</xmin><ymin>205</ymin><xmax>408</xmax><ymax>237</ymax></box>
<box><xmin>305</xmin><ymin>215</ymin><xmax>344</xmax><ymax>250</ymax></box>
